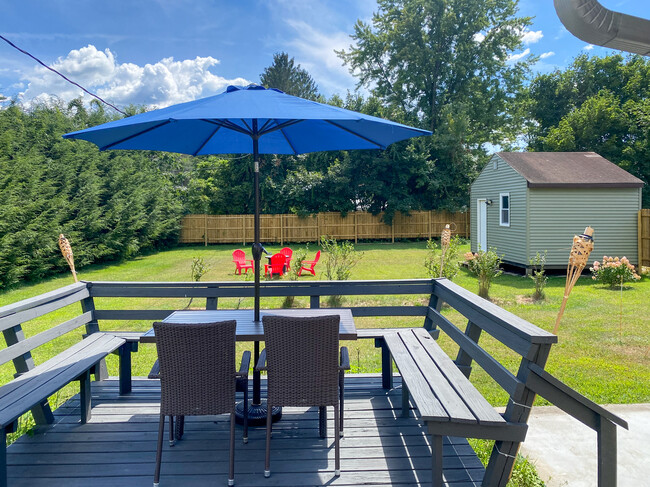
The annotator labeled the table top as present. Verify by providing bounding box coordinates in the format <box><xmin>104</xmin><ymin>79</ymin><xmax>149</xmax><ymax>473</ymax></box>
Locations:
<box><xmin>140</xmin><ymin>308</ymin><xmax>357</xmax><ymax>343</ymax></box>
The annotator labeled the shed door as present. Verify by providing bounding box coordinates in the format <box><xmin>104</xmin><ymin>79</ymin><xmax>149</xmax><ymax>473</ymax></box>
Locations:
<box><xmin>477</xmin><ymin>199</ymin><xmax>487</xmax><ymax>250</ymax></box>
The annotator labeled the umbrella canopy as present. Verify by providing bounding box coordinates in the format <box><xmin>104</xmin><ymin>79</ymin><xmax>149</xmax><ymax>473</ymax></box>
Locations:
<box><xmin>64</xmin><ymin>85</ymin><xmax>430</xmax><ymax>155</ymax></box>
<box><xmin>63</xmin><ymin>84</ymin><xmax>431</xmax><ymax>322</ymax></box>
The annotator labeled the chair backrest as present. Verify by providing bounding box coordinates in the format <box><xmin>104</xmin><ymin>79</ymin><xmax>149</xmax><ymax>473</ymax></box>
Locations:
<box><xmin>313</xmin><ymin>250</ymin><xmax>321</xmax><ymax>263</ymax></box>
<box><xmin>153</xmin><ymin>321</ymin><xmax>236</xmax><ymax>416</ymax></box>
<box><xmin>262</xmin><ymin>315</ymin><xmax>340</xmax><ymax>407</ymax></box>
<box><xmin>280</xmin><ymin>247</ymin><xmax>293</xmax><ymax>259</ymax></box>
<box><xmin>232</xmin><ymin>249</ymin><xmax>246</xmax><ymax>263</ymax></box>
<box><xmin>270</xmin><ymin>252</ymin><xmax>286</xmax><ymax>271</ymax></box>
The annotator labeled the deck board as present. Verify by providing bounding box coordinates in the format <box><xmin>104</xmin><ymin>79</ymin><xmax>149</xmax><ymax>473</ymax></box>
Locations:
<box><xmin>7</xmin><ymin>375</ymin><xmax>485</xmax><ymax>486</ymax></box>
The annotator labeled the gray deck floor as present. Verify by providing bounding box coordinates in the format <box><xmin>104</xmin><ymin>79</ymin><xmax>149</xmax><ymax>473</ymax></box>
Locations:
<box><xmin>7</xmin><ymin>375</ymin><xmax>484</xmax><ymax>486</ymax></box>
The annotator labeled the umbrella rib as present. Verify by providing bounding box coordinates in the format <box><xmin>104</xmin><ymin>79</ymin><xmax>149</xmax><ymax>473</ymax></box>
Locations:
<box><xmin>204</xmin><ymin>119</ymin><xmax>252</xmax><ymax>136</ymax></box>
<box><xmin>325</xmin><ymin>120</ymin><xmax>386</xmax><ymax>149</ymax></box>
<box><xmin>99</xmin><ymin>120</ymin><xmax>172</xmax><ymax>150</ymax></box>
<box><xmin>259</xmin><ymin>119</ymin><xmax>274</xmax><ymax>133</ymax></box>
<box><xmin>274</xmin><ymin>120</ymin><xmax>298</xmax><ymax>155</ymax></box>
<box><xmin>192</xmin><ymin>125</ymin><xmax>222</xmax><ymax>157</ymax></box>
<box><xmin>258</xmin><ymin>119</ymin><xmax>303</xmax><ymax>136</ymax></box>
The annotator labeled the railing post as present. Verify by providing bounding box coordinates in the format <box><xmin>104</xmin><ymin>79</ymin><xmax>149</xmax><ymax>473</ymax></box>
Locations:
<box><xmin>597</xmin><ymin>417</ymin><xmax>618</xmax><ymax>487</ymax></box>
<box><xmin>310</xmin><ymin>295</ymin><xmax>320</xmax><ymax>309</ymax></box>
<box><xmin>484</xmin><ymin>343</ymin><xmax>553</xmax><ymax>487</ymax></box>
<box><xmin>81</xmin><ymin>283</ymin><xmax>108</xmax><ymax>381</ymax></box>
<box><xmin>454</xmin><ymin>320</ymin><xmax>483</xmax><ymax>378</ymax></box>
<box><xmin>2</xmin><ymin>325</ymin><xmax>54</xmax><ymax>425</ymax></box>
<box><xmin>423</xmin><ymin>293</ymin><xmax>441</xmax><ymax>332</ymax></box>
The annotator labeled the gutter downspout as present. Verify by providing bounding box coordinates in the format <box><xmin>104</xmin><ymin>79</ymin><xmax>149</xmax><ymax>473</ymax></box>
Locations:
<box><xmin>554</xmin><ymin>0</ymin><xmax>650</xmax><ymax>56</ymax></box>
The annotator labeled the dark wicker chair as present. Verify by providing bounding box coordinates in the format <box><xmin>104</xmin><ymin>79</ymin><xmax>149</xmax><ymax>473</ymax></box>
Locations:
<box><xmin>257</xmin><ymin>315</ymin><xmax>350</xmax><ymax>478</ymax></box>
<box><xmin>152</xmin><ymin>321</ymin><xmax>249</xmax><ymax>487</ymax></box>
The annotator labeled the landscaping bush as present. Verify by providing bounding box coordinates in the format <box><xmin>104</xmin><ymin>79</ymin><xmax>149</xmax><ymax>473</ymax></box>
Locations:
<box><xmin>282</xmin><ymin>246</ymin><xmax>307</xmax><ymax>308</ymax></box>
<box><xmin>529</xmin><ymin>251</ymin><xmax>548</xmax><ymax>300</ymax></box>
<box><xmin>424</xmin><ymin>236</ymin><xmax>461</xmax><ymax>280</ymax></box>
<box><xmin>590</xmin><ymin>256</ymin><xmax>640</xmax><ymax>288</ymax></box>
<box><xmin>464</xmin><ymin>248</ymin><xmax>503</xmax><ymax>299</ymax></box>
<box><xmin>320</xmin><ymin>236</ymin><xmax>363</xmax><ymax>306</ymax></box>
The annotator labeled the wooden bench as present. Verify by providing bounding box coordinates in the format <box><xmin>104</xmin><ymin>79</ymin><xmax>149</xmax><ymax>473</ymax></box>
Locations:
<box><xmin>384</xmin><ymin>328</ymin><xmax>527</xmax><ymax>486</ymax></box>
<box><xmin>0</xmin><ymin>283</ymin><xmax>137</xmax><ymax>486</ymax></box>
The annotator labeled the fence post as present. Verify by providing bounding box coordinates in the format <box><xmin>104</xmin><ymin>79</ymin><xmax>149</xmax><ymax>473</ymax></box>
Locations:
<box><xmin>391</xmin><ymin>220</ymin><xmax>395</xmax><ymax>244</ymax></box>
<box><xmin>354</xmin><ymin>212</ymin><xmax>358</xmax><ymax>244</ymax></box>
<box><xmin>281</xmin><ymin>214</ymin><xmax>284</xmax><ymax>245</ymax></box>
<box><xmin>204</xmin><ymin>214</ymin><xmax>208</xmax><ymax>246</ymax></box>
<box><xmin>639</xmin><ymin>210</ymin><xmax>642</xmax><ymax>268</ymax></box>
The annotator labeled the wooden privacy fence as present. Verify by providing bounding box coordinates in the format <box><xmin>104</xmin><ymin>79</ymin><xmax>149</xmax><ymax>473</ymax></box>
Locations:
<box><xmin>179</xmin><ymin>210</ymin><xmax>470</xmax><ymax>245</ymax></box>
<box><xmin>640</xmin><ymin>209</ymin><xmax>650</xmax><ymax>268</ymax></box>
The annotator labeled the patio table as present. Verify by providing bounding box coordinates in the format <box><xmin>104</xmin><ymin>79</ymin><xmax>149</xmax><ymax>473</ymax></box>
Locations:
<box><xmin>141</xmin><ymin>308</ymin><xmax>357</xmax><ymax>424</ymax></box>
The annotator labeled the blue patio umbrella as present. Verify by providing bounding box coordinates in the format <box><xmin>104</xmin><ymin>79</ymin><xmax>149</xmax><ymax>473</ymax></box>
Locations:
<box><xmin>63</xmin><ymin>84</ymin><xmax>430</xmax><ymax>423</ymax></box>
<box><xmin>63</xmin><ymin>84</ymin><xmax>430</xmax><ymax>320</ymax></box>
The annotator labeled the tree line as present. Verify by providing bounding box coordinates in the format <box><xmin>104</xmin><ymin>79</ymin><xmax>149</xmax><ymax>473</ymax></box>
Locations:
<box><xmin>1</xmin><ymin>0</ymin><xmax>649</xmax><ymax>288</ymax></box>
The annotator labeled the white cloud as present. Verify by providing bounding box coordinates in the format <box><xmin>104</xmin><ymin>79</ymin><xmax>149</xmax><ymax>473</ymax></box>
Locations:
<box><xmin>507</xmin><ymin>48</ymin><xmax>531</xmax><ymax>62</ymax></box>
<box><xmin>282</xmin><ymin>19</ymin><xmax>361</xmax><ymax>96</ymax></box>
<box><xmin>520</xmin><ymin>29</ymin><xmax>543</xmax><ymax>45</ymax></box>
<box><xmin>473</xmin><ymin>32</ymin><xmax>486</xmax><ymax>43</ymax></box>
<box><xmin>19</xmin><ymin>44</ymin><xmax>250</xmax><ymax>108</ymax></box>
<box><xmin>540</xmin><ymin>51</ymin><xmax>555</xmax><ymax>59</ymax></box>
<box><xmin>584</xmin><ymin>44</ymin><xmax>595</xmax><ymax>51</ymax></box>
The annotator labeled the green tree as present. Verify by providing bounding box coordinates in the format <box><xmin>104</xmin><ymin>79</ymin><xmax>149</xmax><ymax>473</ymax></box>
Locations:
<box><xmin>0</xmin><ymin>100</ymin><xmax>182</xmax><ymax>288</ymax></box>
<box><xmin>525</xmin><ymin>55</ymin><xmax>650</xmax><ymax>205</ymax></box>
<box><xmin>338</xmin><ymin>0</ymin><xmax>535</xmax><ymax>209</ymax></box>
<box><xmin>526</xmin><ymin>54</ymin><xmax>650</xmax><ymax>147</ymax></box>
<box><xmin>260</xmin><ymin>52</ymin><xmax>319</xmax><ymax>100</ymax></box>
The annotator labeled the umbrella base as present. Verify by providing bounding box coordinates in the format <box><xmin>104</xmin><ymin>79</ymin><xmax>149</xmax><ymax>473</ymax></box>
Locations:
<box><xmin>235</xmin><ymin>400</ymin><xmax>282</xmax><ymax>426</ymax></box>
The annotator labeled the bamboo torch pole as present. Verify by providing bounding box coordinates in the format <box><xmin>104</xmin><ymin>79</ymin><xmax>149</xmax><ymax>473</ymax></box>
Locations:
<box><xmin>553</xmin><ymin>227</ymin><xmax>594</xmax><ymax>334</ymax></box>
<box><xmin>58</xmin><ymin>234</ymin><xmax>78</xmax><ymax>283</ymax></box>
<box><xmin>439</xmin><ymin>224</ymin><xmax>451</xmax><ymax>278</ymax></box>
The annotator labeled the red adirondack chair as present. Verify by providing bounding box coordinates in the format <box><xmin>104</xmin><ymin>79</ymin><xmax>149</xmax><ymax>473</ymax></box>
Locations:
<box><xmin>298</xmin><ymin>250</ymin><xmax>321</xmax><ymax>276</ymax></box>
<box><xmin>264</xmin><ymin>253</ymin><xmax>286</xmax><ymax>277</ymax></box>
<box><xmin>232</xmin><ymin>249</ymin><xmax>253</xmax><ymax>275</ymax></box>
<box><xmin>280</xmin><ymin>247</ymin><xmax>293</xmax><ymax>270</ymax></box>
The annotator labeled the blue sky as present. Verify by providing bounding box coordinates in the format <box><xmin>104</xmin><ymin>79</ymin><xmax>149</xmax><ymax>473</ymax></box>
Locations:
<box><xmin>0</xmin><ymin>0</ymin><xmax>646</xmax><ymax>109</ymax></box>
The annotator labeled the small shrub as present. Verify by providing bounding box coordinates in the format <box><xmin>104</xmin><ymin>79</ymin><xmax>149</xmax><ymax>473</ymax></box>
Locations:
<box><xmin>425</xmin><ymin>236</ymin><xmax>462</xmax><ymax>280</ymax></box>
<box><xmin>590</xmin><ymin>256</ymin><xmax>640</xmax><ymax>288</ymax></box>
<box><xmin>464</xmin><ymin>248</ymin><xmax>503</xmax><ymax>299</ymax></box>
<box><xmin>529</xmin><ymin>251</ymin><xmax>548</xmax><ymax>301</ymax></box>
<box><xmin>185</xmin><ymin>257</ymin><xmax>209</xmax><ymax>309</ymax></box>
<box><xmin>320</xmin><ymin>236</ymin><xmax>363</xmax><ymax>306</ymax></box>
<box><xmin>282</xmin><ymin>247</ymin><xmax>308</xmax><ymax>308</ymax></box>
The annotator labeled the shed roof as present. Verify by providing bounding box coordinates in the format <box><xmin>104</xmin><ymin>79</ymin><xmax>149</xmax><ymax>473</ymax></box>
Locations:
<box><xmin>496</xmin><ymin>152</ymin><xmax>644</xmax><ymax>189</ymax></box>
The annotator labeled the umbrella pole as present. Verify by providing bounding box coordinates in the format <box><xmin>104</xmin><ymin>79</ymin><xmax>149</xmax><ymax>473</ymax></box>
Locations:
<box><xmin>252</xmin><ymin>132</ymin><xmax>261</xmax><ymax>407</ymax></box>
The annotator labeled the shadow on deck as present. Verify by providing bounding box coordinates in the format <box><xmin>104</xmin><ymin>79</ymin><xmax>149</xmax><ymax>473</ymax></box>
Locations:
<box><xmin>7</xmin><ymin>375</ymin><xmax>483</xmax><ymax>487</ymax></box>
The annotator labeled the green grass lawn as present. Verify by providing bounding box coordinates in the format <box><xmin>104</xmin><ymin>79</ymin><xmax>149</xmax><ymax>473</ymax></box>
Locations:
<box><xmin>1</xmin><ymin>240</ymin><xmax>648</xmax><ymax>407</ymax></box>
<box><xmin>3</xmin><ymin>240</ymin><xmax>645</xmax><ymax>487</ymax></box>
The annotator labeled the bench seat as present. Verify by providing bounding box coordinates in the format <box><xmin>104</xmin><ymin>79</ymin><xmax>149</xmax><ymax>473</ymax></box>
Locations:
<box><xmin>0</xmin><ymin>333</ymin><xmax>126</xmax><ymax>431</ymax></box>
<box><xmin>384</xmin><ymin>328</ymin><xmax>527</xmax><ymax>487</ymax></box>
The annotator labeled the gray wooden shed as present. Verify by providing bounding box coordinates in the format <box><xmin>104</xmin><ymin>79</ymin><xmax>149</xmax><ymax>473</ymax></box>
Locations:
<box><xmin>470</xmin><ymin>152</ymin><xmax>644</xmax><ymax>269</ymax></box>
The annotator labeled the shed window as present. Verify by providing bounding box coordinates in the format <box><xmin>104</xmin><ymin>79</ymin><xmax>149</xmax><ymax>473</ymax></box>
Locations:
<box><xmin>500</xmin><ymin>193</ymin><xmax>510</xmax><ymax>226</ymax></box>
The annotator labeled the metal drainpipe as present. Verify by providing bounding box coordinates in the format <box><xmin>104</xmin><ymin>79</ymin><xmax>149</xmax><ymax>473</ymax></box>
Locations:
<box><xmin>554</xmin><ymin>0</ymin><xmax>650</xmax><ymax>56</ymax></box>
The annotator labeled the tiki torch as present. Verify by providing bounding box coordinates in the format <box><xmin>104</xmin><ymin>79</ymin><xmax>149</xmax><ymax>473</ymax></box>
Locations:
<box><xmin>553</xmin><ymin>227</ymin><xmax>594</xmax><ymax>334</ymax></box>
<box><xmin>439</xmin><ymin>224</ymin><xmax>451</xmax><ymax>277</ymax></box>
<box><xmin>58</xmin><ymin>234</ymin><xmax>78</xmax><ymax>282</ymax></box>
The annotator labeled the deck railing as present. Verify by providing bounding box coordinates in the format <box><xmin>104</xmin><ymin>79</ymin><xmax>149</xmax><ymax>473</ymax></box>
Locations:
<box><xmin>0</xmin><ymin>278</ymin><xmax>629</xmax><ymax>486</ymax></box>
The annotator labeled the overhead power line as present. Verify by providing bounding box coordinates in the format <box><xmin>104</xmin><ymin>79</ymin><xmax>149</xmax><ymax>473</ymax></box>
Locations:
<box><xmin>0</xmin><ymin>33</ymin><xmax>126</xmax><ymax>115</ymax></box>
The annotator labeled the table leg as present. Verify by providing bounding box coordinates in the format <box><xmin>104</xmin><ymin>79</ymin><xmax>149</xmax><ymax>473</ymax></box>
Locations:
<box><xmin>235</xmin><ymin>340</ymin><xmax>281</xmax><ymax>426</ymax></box>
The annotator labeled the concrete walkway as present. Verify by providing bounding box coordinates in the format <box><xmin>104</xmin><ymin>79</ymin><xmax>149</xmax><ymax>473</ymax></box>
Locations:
<box><xmin>518</xmin><ymin>404</ymin><xmax>649</xmax><ymax>487</ymax></box>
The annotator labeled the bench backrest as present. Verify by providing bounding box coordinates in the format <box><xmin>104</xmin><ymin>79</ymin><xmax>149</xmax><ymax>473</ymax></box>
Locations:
<box><xmin>0</xmin><ymin>282</ymin><xmax>96</xmax><ymax>377</ymax></box>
